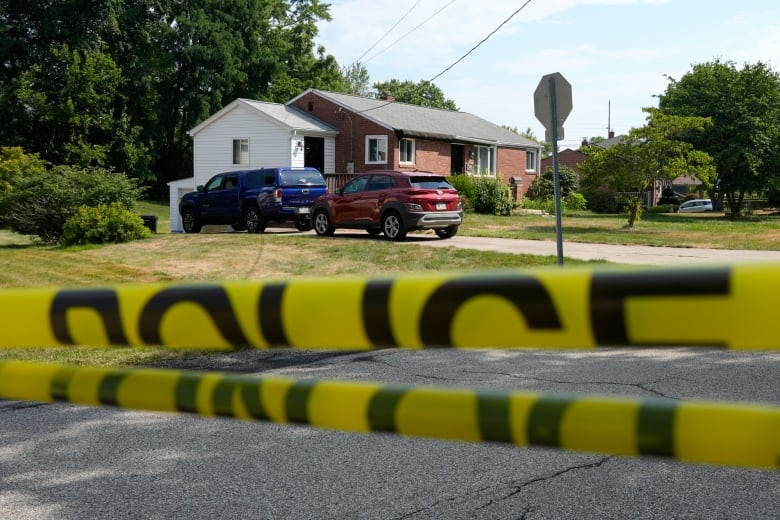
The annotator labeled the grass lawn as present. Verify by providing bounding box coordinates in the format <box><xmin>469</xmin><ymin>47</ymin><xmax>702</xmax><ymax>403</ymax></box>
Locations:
<box><xmin>1</xmin><ymin>201</ymin><xmax>778</xmax><ymax>366</ymax></box>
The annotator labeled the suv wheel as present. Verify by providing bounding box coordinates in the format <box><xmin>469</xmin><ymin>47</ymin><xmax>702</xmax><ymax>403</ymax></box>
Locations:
<box><xmin>313</xmin><ymin>209</ymin><xmax>335</xmax><ymax>236</ymax></box>
<box><xmin>181</xmin><ymin>209</ymin><xmax>201</xmax><ymax>233</ymax></box>
<box><xmin>382</xmin><ymin>211</ymin><xmax>407</xmax><ymax>241</ymax></box>
<box><xmin>434</xmin><ymin>225</ymin><xmax>458</xmax><ymax>239</ymax></box>
<box><xmin>243</xmin><ymin>206</ymin><xmax>266</xmax><ymax>233</ymax></box>
<box><xmin>294</xmin><ymin>217</ymin><xmax>312</xmax><ymax>232</ymax></box>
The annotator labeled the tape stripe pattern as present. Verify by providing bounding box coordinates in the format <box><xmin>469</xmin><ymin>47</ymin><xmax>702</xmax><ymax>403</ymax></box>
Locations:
<box><xmin>10</xmin><ymin>263</ymin><xmax>777</xmax><ymax>350</ymax></box>
<box><xmin>1</xmin><ymin>361</ymin><xmax>775</xmax><ymax>469</ymax></box>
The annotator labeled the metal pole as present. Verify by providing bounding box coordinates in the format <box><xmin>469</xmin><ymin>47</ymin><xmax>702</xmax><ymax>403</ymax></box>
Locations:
<box><xmin>548</xmin><ymin>76</ymin><xmax>564</xmax><ymax>266</ymax></box>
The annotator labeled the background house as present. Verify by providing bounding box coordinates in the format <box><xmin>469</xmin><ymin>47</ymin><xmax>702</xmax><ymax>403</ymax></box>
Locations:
<box><xmin>170</xmin><ymin>90</ymin><xmax>542</xmax><ymax>231</ymax></box>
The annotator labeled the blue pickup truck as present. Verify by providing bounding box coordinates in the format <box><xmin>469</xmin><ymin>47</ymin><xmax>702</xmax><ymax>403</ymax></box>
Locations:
<box><xmin>179</xmin><ymin>167</ymin><xmax>327</xmax><ymax>233</ymax></box>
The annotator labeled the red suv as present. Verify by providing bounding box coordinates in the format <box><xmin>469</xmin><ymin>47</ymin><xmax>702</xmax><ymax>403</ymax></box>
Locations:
<box><xmin>311</xmin><ymin>171</ymin><xmax>463</xmax><ymax>241</ymax></box>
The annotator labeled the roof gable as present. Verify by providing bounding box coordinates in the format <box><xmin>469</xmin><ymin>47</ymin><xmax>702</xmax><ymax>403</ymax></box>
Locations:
<box><xmin>289</xmin><ymin>89</ymin><xmax>539</xmax><ymax>149</ymax></box>
<box><xmin>188</xmin><ymin>98</ymin><xmax>337</xmax><ymax>137</ymax></box>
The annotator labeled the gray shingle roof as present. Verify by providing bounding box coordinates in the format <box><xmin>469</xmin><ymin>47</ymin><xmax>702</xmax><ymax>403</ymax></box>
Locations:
<box><xmin>295</xmin><ymin>90</ymin><xmax>539</xmax><ymax>149</ymax></box>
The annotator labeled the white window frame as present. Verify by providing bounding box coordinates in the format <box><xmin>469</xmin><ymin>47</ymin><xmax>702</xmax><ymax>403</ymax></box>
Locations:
<box><xmin>526</xmin><ymin>150</ymin><xmax>537</xmax><ymax>172</ymax></box>
<box><xmin>233</xmin><ymin>138</ymin><xmax>249</xmax><ymax>165</ymax></box>
<box><xmin>365</xmin><ymin>135</ymin><xmax>388</xmax><ymax>164</ymax></box>
<box><xmin>400</xmin><ymin>138</ymin><xmax>415</xmax><ymax>164</ymax></box>
<box><xmin>474</xmin><ymin>145</ymin><xmax>496</xmax><ymax>176</ymax></box>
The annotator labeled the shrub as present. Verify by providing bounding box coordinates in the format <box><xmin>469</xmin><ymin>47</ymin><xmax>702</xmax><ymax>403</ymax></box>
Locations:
<box><xmin>62</xmin><ymin>202</ymin><xmax>150</xmax><ymax>246</ymax></box>
<box><xmin>3</xmin><ymin>166</ymin><xmax>144</xmax><ymax>243</ymax></box>
<box><xmin>448</xmin><ymin>174</ymin><xmax>475</xmax><ymax>210</ymax></box>
<box><xmin>583</xmin><ymin>189</ymin><xmax>618</xmax><ymax>214</ymax></box>
<box><xmin>565</xmin><ymin>192</ymin><xmax>588</xmax><ymax>211</ymax></box>
<box><xmin>473</xmin><ymin>176</ymin><xmax>513</xmax><ymax>216</ymax></box>
<box><xmin>527</xmin><ymin>165</ymin><xmax>579</xmax><ymax>200</ymax></box>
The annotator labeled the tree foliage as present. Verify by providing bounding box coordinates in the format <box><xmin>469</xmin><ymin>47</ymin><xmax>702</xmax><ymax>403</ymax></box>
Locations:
<box><xmin>579</xmin><ymin>108</ymin><xmax>716</xmax><ymax>227</ymax></box>
<box><xmin>371</xmin><ymin>79</ymin><xmax>458</xmax><ymax>110</ymax></box>
<box><xmin>657</xmin><ymin>60</ymin><xmax>780</xmax><ymax>217</ymax></box>
<box><xmin>0</xmin><ymin>0</ymin><xmax>341</xmax><ymax>195</ymax></box>
<box><xmin>339</xmin><ymin>61</ymin><xmax>372</xmax><ymax>97</ymax></box>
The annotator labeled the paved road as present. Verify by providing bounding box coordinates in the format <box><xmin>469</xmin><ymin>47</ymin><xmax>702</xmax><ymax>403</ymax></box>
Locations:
<box><xmin>1</xmin><ymin>348</ymin><xmax>778</xmax><ymax>519</ymax></box>
<box><xmin>2</xmin><ymin>229</ymin><xmax>778</xmax><ymax>518</ymax></box>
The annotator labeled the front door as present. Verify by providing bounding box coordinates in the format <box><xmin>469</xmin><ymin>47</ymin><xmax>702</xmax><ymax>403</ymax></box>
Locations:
<box><xmin>304</xmin><ymin>136</ymin><xmax>325</xmax><ymax>174</ymax></box>
<box><xmin>450</xmin><ymin>144</ymin><xmax>465</xmax><ymax>174</ymax></box>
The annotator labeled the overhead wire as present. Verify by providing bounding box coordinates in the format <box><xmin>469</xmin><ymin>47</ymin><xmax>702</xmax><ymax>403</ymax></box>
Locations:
<box><xmin>364</xmin><ymin>0</ymin><xmax>458</xmax><ymax>64</ymax></box>
<box><xmin>354</xmin><ymin>0</ymin><xmax>423</xmax><ymax>64</ymax></box>
<box><xmin>428</xmin><ymin>0</ymin><xmax>534</xmax><ymax>82</ymax></box>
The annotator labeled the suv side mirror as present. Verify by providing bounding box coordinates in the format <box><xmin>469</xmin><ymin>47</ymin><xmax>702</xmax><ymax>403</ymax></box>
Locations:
<box><xmin>196</xmin><ymin>185</ymin><xmax>205</xmax><ymax>192</ymax></box>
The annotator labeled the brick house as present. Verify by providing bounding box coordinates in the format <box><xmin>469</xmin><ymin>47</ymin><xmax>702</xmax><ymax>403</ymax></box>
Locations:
<box><xmin>288</xmin><ymin>89</ymin><xmax>541</xmax><ymax>193</ymax></box>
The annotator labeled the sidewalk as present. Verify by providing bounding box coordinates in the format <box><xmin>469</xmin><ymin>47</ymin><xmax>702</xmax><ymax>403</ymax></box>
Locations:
<box><xmin>418</xmin><ymin>235</ymin><xmax>780</xmax><ymax>265</ymax></box>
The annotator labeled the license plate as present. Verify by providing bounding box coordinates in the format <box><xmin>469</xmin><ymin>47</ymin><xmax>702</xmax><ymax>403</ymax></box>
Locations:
<box><xmin>436</xmin><ymin>202</ymin><xmax>447</xmax><ymax>210</ymax></box>
<box><xmin>297</xmin><ymin>207</ymin><xmax>310</xmax><ymax>214</ymax></box>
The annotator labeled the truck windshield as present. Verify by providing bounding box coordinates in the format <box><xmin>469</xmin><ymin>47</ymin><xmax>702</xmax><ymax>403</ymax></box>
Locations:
<box><xmin>281</xmin><ymin>170</ymin><xmax>325</xmax><ymax>187</ymax></box>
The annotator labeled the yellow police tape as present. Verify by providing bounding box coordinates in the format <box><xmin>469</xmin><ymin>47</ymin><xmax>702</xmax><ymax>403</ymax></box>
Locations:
<box><xmin>1</xmin><ymin>263</ymin><xmax>779</xmax><ymax>350</ymax></box>
<box><xmin>0</xmin><ymin>360</ymin><xmax>776</xmax><ymax>469</ymax></box>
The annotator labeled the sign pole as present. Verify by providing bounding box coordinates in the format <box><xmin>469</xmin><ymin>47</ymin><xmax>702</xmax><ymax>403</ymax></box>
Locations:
<box><xmin>548</xmin><ymin>76</ymin><xmax>564</xmax><ymax>266</ymax></box>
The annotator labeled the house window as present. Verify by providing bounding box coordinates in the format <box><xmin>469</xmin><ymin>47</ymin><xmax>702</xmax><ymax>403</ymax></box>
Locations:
<box><xmin>366</xmin><ymin>135</ymin><xmax>388</xmax><ymax>164</ymax></box>
<box><xmin>526</xmin><ymin>150</ymin><xmax>537</xmax><ymax>172</ymax></box>
<box><xmin>474</xmin><ymin>145</ymin><xmax>495</xmax><ymax>175</ymax></box>
<box><xmin>400</xmin><ymin>139</ymin><xmax>415</xmax><ymax>164</ymax></box>
<box><xmin>233</xmin><ymin>139</ymin><xmax>248</xmax><ymax>165</ymax></box>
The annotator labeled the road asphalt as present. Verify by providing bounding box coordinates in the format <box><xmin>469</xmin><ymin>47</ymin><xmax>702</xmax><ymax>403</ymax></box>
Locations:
<box><xmin>414</xmin><ymin>235</ymin><xmax>780</xmax><ymax>265</ymax></box>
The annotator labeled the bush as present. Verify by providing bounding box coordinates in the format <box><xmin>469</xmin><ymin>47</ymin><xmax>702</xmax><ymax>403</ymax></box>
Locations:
<box><xmin>565</xmin><ymin>192</ymin><xmax>588</xmax><ymax>211</ymax></box>
<box><xmin>62</xmin><ymin>203</ymin><xmax>150</xmax><ymax>245</ymax></box>
<box><xmin>447</xmin><ymin>174</ymin><xmax>475</xmax><ymax>210</ymax></box>
<box><xmin>527</xmin><ymin>165</ymin><xmax>579</xmax><ymax>200</ymax></box>
<box><xmin>583</xmin><ymin>189</ymin><xmax>618</xmax><ymax>214</ymax></box>
<box><xmin>473</xmin><ymin>176</ymin><xmax>513</xmax><ymax>216</ymax></box>
<box><xmin>2</xmin><ymin>166</ymin><xmax>144</xmax><ymax>243</ymax></box>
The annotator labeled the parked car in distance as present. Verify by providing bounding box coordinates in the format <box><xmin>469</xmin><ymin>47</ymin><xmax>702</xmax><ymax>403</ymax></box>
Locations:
<box><xmin>179</xmin><ymin>167</ymin><xmax>327</xmax><ymax>233</ymax></box>
<box><xmin>678</xmin><ymin>198</ymin><xmax>713</xmax><ymax>213</ymax></box>
<box><xmin>310</xmin><ymin>170</ymin><xmax>463</xmax><ymax>241</ymax></box>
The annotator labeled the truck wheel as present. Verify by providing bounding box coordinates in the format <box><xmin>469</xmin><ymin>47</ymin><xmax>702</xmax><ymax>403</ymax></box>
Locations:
<box><xmin>231</xmin><ymin>222</ymin><xmax>246</xmax><ymax>232</ymax></box>
<box><xmin>434</xmin><ymin>225</ymin><xmax>458</xmax><ymax>239</ymax></box>
<box><xmin>244</xmin><ymin>206</ymin><xmax>266</xmax><ymax>234</ymax></box>
<box><xmin>181</xmin><ymin>209</ymin><xmax>201</xmax><ymax>233</ymax></box>
<box><xmin>382</xmin><ymin>211</ymin><xmax>407</xmax><ymax>241</ymax></box>
<box><xmin>312</xmin><ymin>209</ymin><xmax>334</xmax><ymax>236</ymax></box>
<box><xmin>294</xmin><ymin>217</ymin><xmax>312</xmax><ymax>232</ymax></box>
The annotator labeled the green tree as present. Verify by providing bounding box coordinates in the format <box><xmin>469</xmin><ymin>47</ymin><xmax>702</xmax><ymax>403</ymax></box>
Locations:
<box><xmin>371</xmin><ymin>79</ymin><xmax>458</xmax><ymax>110</ymax></box>
<box><xmin>504</xmin><ymin>126</ymin><xmax>552</xmax><ymax>157</ymax></box>
<box><xmin>0</xmin><ymin>147</ymin><xmax>48</xmax><ymax>195</ymax></box>
<box><xmin>657</xmin><ymin>60</ymin><xmax>780</xmax><ymax>217</ymax></box>
<box><xmin>579</xmin><ymin>108</ymin><xmax>716</xmax><ymax>227</ymax></box>
<box><xmin>1</xmin><ymin>1</ymin><xmax>341</xmax><ymax>195</ymax></box>
<box><xmin>339</xmin><ymin>61</ymin><xmax>372</xmax><ymax>97</ymax></box>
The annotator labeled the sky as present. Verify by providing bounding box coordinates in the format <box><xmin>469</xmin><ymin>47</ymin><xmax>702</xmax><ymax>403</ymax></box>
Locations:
<box><xmin>314</xmin><ymin>0</ymin><xmax>780</xmax><ymax>149</ymax></box>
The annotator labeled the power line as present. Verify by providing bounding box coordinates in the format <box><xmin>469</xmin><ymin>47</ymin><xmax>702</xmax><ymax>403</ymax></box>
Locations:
<box><xmin>428</xmin><ymin>0</ymin><xmax>534</xmax><ymax>83</ymax></box>
<box><xmin>364</xmin><ymin>0</ymin><xmax>458</xmax><ymax>64</ymax></box>
<box><xmin>355</xmin><ymin>0</ymin><xmax>422</xmax><ymax>64</ymax></box>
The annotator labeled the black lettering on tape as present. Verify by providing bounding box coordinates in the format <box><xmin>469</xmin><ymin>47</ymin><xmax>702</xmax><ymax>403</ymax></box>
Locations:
<box><xmin>362</xmin><ymin>280</ymin><xmax>397</xmax><ymax>347</ymax></box>
<box><xmin>139</xmin><ymin>286</ymin><xmax>250</xmax><ymax>347</ymax></box>
<box><xmin>51</xmin><ymin>289</ymin><xmax>130</xmax><ymax>345</ymax></box>
<box><xmin>259</xmin><ymin>282</ymin><xmax>289</xmax><ymax>347</ymax></box>
<box><xmin>419</xmin><ymin>275</ymin><xmax>563</xmax><ymax>346</ymax></box>
<box><xmin>590</xmin><ymin>269</ymin><xmax>730</xmax><ymax>345</ymax></box>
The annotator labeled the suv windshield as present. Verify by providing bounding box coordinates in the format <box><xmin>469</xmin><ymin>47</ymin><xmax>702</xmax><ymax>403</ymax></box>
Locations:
<box><xmin>409</xmin><ymin>176</ymin><xmax>454</xmax><ymax>190</ymax></box>
<box><xmin>281</xmin><ymin>170</ymin><xmax>325</xmax><ymax>187</ymax></box>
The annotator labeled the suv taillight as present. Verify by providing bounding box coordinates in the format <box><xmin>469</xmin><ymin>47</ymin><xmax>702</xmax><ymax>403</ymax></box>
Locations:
<box><xmin>274</xmin><ymin>188</ymin><xmax>282</xmax><ymax>203</ymax></box>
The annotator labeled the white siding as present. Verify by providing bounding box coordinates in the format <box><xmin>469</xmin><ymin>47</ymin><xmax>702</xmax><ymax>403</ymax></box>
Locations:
<box><xmin>192</xmin><ymin>104</ymin><xmax>294</xmax><ymax>186</ymax></box>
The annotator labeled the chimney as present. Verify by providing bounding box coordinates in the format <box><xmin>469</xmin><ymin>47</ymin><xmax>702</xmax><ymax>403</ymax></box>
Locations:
<box><xmin>608</xmin><ymin>130</ymin><xmax>615</xmax><ymax>139</ymax></box>
<box><xmin>581</xmin><ymin>138</ymin><xmax>589</xmax><ymax>147</ymax></box>
<box><xmin>380</xmin><ymin>93</ymin><xmax>395</xmax><ymax>102</ymax></box>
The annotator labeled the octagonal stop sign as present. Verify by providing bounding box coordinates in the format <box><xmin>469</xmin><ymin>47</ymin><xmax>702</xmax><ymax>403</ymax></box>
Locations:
<box><xmin>534</xmin><ymin>72</ymin><xmax>572</xmax><ymax>142</ymax></box>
